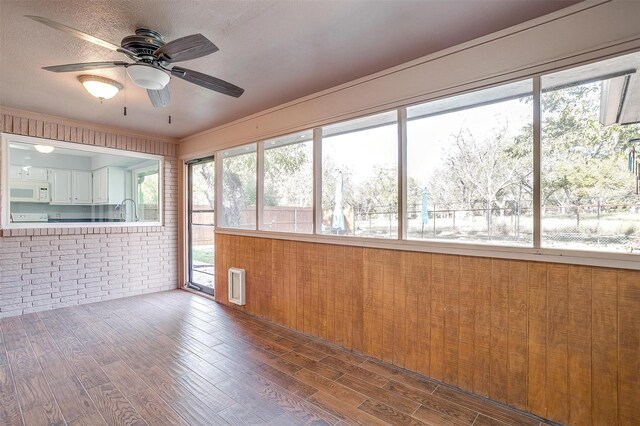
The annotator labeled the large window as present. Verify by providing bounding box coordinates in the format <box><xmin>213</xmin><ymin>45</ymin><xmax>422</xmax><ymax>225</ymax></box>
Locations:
<box><xmin>215</xmin><ymin>51</ymin><xmax>640</xmax><ymax>259</ymax></box>
<box><xmin>2</xmin><ymin>134</ymin><xmax>162</xmax><ymax>227</ymax></box>
<box><xmin>261</xmin><ymin>131</ymin><xmax>313</xmax><ymax>233</ymax></box>
<box><xmin>406</xmin><ymin>81</ymin><xmax>534</xmax><ymax>245</ymax></box>
<box><xmin>541</xmin><ymin>52</ymin><xmax>640</xmax><ymax>252</ymax></box>
<box><xmin>321</xmin><ymin>112</ymin><xmax>398</xmax><ymax>238</ymax></box>
<box><xmin>220</xmin><ymin>144</ymin><xmax>257</xmax><ymax>229</ymax></box>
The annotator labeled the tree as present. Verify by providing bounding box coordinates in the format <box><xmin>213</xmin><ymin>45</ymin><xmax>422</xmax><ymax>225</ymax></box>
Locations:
<box><xmin>427</xmin><ymin>120</ymin><xmax>532</xmax><ymax>216</ymax></box>
<box><xmin>541</xmin><ymin>82</ymin><xmax>639</xmax><ymax>211</ymax></box>
<box><xmin>219</xmin><ymin>143</ymin><xmax>312</xmax><ymax>227</ymax></box>
<box><xmin>353</xmin><ymin>165</ymin><xmax>397</xmax><ymax>218</ymax></box>
<box><xmin>191</xmin><ymin>161</ymin><xmax>215</xmax><ymax>209</ymax></box>
<box><xmin>264</xmin><ymin>143</ymin><xmax>311</xmax><ymax>207</ymax></box>
<box><xmin>221</xmin><ymin>152</ymin><xmax>256</xmax><ymax>227</ymax></box>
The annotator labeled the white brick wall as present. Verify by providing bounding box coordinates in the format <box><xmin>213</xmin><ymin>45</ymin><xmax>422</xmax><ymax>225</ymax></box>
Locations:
<box><xmin>0</xmin><ymin>111</ymin><xmax>180</xmax><ymax>317</ymax></box>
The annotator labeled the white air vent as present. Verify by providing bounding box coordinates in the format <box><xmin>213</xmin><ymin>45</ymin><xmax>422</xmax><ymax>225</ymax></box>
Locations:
<box><xmin>228</xmin><ymin>268</ymin><xmax>246</xmax><ymax>306</ymax></box>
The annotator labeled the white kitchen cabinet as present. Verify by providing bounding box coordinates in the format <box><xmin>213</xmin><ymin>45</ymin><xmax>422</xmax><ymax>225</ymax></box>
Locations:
<box><xmin>9</xmin><ymin>165</ymin><xmax>48</xmax><ymax>181</ymax></box>
<box><xmin>50</xmin><ymin>169</ymin><xmax>94</xmax><ymax>205</ymax></box>
<box><xmin>23</xmin><ymin>167</ymin><xmax>49</xmax><ymax>181</ymax></box>
<box><xmin>49</xmin><ymin>169</ymin><xmax>72</xmax><ymax>204</ymax></box>
<box><xmin>92</xmin><ymin>169</ymin><xmax>102</xmax><ymax>204</ymax></box>
<box><xmin>92</xmin><ymin>167</ymin><xmax>125</xmax><ymax>205</ymax></box>
<box><xmin>72</xmin><ymin>171</ymin><xmax>93</xmax><ymax>204</ymax></box>
<box><xmin>9</xmin><ymin>166</ymin><xmax>23</xmax><ymax>180</ymax></box>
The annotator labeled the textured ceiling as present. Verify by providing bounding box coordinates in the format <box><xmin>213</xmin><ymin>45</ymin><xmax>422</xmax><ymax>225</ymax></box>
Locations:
<box><xmin>0</xmin><ymin>0</ymin><xmax>580</xmax><ymax>139</ymax></box>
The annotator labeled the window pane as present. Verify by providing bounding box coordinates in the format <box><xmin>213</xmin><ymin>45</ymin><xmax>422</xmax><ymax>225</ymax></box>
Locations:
<box><xmin>261</xmin><ymin>131</ymin><xmax>313</xmax><ymax>233</ymax></box>
<box><xmin>191</xmin><ymin>161</ymin><xmax>215</xmax><ymax>216</ymax></box>
<box><xmin>406</xmin><ymin>80</ymin><xmax>534</xmax><ymax>245</ymax></box>
<box><xmin>541</xmin><ymin>52</ymin><xmax>640</xmax><ymax>253</ymax></box>
<box><xmin>135</xmin><ymin>169</ymin><xmax>159</xmax><ymax>221</ymax></box>
<box><xmin>6</xmin><ymin>138</ymin><xmax>161</xmax><ymax>225</ymax></box>
<box><xmin>221</xmin><ymin>144</ymin><xmax>256</xmax><ymax>229</ymax></box>
<box><xmin>321</xmin><ymin>111</ymin><xmax>398</xmax><ymax>238</ymax></box>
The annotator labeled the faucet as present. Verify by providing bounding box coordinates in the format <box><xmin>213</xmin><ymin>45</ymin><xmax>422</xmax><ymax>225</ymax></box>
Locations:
<box><xmin>116</xmin><ymin>198</ymin><xmax>139</xmax><ymax>222</ymax></box>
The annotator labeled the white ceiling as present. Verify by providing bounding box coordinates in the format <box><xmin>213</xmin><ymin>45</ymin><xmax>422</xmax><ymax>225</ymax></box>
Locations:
<box><xmin>0</xmin><ymin>0</ymin><xmax>580</xmax><ymax>140</ymax></box>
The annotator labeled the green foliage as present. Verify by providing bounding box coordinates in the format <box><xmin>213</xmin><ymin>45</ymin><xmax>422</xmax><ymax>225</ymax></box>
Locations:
<box><xmin>264</xmin><ymin>143</ymin><xmax>312</xmax><ymax>207</ymax></box>
<box><xmin>541</xmin><ymin>83</ymin><xmax>639</xmax><ymax>207</ymax></box>
<box><xmin>191</xmin><ymin>246</ymin><xmax>214</xmax><ymax>264</ymax></box>
<box><xmin>222</xmin><ymin>153</ymin><xmax>255</xmax><ymax>226</ymax></box>
<box><xmin>191</xmin><ymin>161</ymin><xmax>215</xmax><ymax>209</ymax></box>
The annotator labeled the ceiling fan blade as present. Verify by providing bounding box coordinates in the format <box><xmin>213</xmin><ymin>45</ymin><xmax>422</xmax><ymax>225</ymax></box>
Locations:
<box><xmin>147</xmin><ymin>87</ymin><xmax>171</xmax><ymax>108</ymax></box>
<box><xmin>25</xmin><ymin>15</ymin><xmax>137</xmax><ymax>57</ymax></box>
<box><xmin>42</xmin><ymin>61</ymin><xmax>129</xmax><ymax>73</ymax></box>
<box><xmin>154</xmin><ymin>34</ymin><xmax>218</xmax><ymax>63</ymax></box>
<box><xmin>170</xmin><ymin>66</ymin><xmax>244</xmax><ymax>98</ymax></box>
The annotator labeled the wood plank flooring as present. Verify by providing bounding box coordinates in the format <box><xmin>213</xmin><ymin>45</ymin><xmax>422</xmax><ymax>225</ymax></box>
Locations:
<box><xmin>0</xmin><ymin>290</ymin><xmax>554</xmax><ymax>426</ymax></box>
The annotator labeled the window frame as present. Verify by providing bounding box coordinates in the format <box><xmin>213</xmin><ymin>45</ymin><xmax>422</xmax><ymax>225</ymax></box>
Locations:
<box><xmin>212</xmin><ymin>50</ymin><xmax>640</xmax><ymax>271</ymax></box>
<box><xmin>218</xmin><ymin>143</ymin><xmax>258</xmax><ymax>230</ymax></box>
<box><xmin>1</xmin><ymin>133</ymin><xmax>164</xmax><ymax>229</ymax></box>
<box><xmin>403</xmin><ymin>80</ymin><xmax>536</xmax><ymax>247</ymax></box>
<box><xmin>258</xmin><ymin>131</ymin><xmax>314</xmax><ymax>234</ymax></box>
<box><xmin>318</xmin><ymin>111</ymin><xmax>400</xmax><ymax>239</ymax></box>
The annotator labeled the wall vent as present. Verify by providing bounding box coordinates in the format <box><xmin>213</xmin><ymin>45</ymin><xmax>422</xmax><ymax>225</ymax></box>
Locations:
<box><xmin>228</xmin><ymin>268</ymin><xmax>246</xmax><ymax>305</ymax></box>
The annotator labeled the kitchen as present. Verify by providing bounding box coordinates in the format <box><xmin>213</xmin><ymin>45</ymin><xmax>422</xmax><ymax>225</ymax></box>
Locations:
<box><xmin>4</xmin><ymin>134</ymin><xmax>162</xmax><ymax>226</ymax></box>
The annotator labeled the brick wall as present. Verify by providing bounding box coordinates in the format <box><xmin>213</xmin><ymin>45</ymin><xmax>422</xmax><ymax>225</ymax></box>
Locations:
<box><xmin>0</xmin><ymin>109</ymin><xmax>180</xmax><ymax>317</ymax></box>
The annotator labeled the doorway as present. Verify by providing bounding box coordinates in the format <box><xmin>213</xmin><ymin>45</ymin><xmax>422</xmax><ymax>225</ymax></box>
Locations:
<box><xmin>186</xmin><ymin>157</ymin><xmax>215</xmax><ymax>295</ymax></box>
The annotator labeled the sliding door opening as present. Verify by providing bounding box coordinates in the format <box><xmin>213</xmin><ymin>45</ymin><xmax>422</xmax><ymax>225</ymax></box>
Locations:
<box><xmin>187</xmin><ymin>157</ymin><xmax>215</xmax><ymax>295</ymax></box>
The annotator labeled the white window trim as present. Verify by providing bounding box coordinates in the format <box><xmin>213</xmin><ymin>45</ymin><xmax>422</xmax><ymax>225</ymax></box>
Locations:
<box><xmin>212</xmin><ymin>48</ymin><xmax>640</xmax><ymax>270</ymax></box>
<box><xmin>1</xmin><ymin>133</ymin><xmax>164</xmax><ymax>229</ymax></box>
<box><xmin>216</xmin><ymin>227</ymin><xmax>640</xmax><ymax>271</ymax></box>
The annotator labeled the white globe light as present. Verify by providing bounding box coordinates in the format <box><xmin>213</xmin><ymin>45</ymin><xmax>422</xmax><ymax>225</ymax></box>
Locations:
<box><xmin>77</xmin><ymin>75</ymin><xmax>123</xmax><ymax>101</ymax></box>
<box><xmin>126</xmin><ymin>64</ymin><xmax>170</xmax><ymax>90</ymax></box>
<box><xmin>34</xmin><ymin>145</ymin><xmax>55</xmax><ymax>154</ymax></box>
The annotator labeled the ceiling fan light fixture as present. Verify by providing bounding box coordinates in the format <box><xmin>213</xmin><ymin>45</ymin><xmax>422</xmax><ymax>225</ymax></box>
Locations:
<box><xmin>78</xmin><ymin>75</ymin><xmax>122</xmax><ymax>100</ymax></box>
<box><xmin>126</xmin><ymin>64</ymin><xmax>170</xmax><ymax>90</ymax></box>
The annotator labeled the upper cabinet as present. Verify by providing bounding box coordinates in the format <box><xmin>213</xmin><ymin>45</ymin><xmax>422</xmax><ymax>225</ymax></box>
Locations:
<box><xmin>49</xmin><ymin>169</ymin><xmax>72</xmax><ymax>204</ymax></box>
<box><xmin>9</xmin><ymin>165</ymin><xmax>22</xmax><ymax>180</ymax></box>
<box><xmin>10</xmin><ymin>165</ymin><xmax>49</xmax><ymax>181</ymax></box>
<box><xmin>48</xmin><ymin>166</ymin><xmax>126</xmax><ymax>206</ymax></box>
<box><xmin>72</xmin><ymin>171</ymin><xmax>93</xmax><ymax>204</ymax></box>
<box><xmin>92</xmin><ymin>167</ymin><xmax>125</xmax><ymax>205</ymax></box>
<box><xmin>49</xmin><ymin>169</ymin><xmax>93</xmax><ymax>205</ymax></box>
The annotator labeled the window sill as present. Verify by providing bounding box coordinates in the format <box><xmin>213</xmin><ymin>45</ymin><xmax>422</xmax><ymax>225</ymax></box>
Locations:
<box><xmin>215</xmin><ymin>227</ymin><xmax>640</xmax><ymax>271</ymax></box>
<box><xmin>1</xmin><ymin>222</ymin><xmax>164</xmax><ymax>237</ymax></box>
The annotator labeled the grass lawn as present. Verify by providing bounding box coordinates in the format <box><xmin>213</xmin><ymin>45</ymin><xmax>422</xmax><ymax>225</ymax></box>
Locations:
<box><xmin>192</xmin><ymin>246</ymin><xmax>214</xmax><ymax>264</ymax></box>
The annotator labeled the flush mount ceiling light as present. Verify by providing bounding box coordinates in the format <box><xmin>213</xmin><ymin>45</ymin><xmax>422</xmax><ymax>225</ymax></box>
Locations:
<box><xmin>34</xmin><ymin>145</ymin><xmax>55</xmax><ymax>154</ymax></box>
<box><xmin>77</xmin><ymin>75</ymin><xmax>123</xmax><ymax>101</ymax></box>
<box><xmin>126</xmin><ymin>64</ymin><xmax>170</xmax><ymax>90</ymax></box>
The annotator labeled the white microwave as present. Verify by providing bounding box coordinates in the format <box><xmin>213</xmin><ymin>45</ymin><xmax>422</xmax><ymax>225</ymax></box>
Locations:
<box><xmin>10</xmin><ymin>181</ymin><xmax>50</xmax><ymax>203</ymax></box>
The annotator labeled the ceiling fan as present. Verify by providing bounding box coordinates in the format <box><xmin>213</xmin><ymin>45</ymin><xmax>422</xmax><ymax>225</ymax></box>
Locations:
<box><xmin>26</xmin><ymin>15</ymin><xmax>244</xmax><ymax>108</ymax></box>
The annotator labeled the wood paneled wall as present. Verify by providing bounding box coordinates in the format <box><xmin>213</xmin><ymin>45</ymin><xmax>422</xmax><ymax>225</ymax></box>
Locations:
<box><xmin>215</xmin><ymin>234</ymin><xmax>640</xmax><ymax>425</ymax></box>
